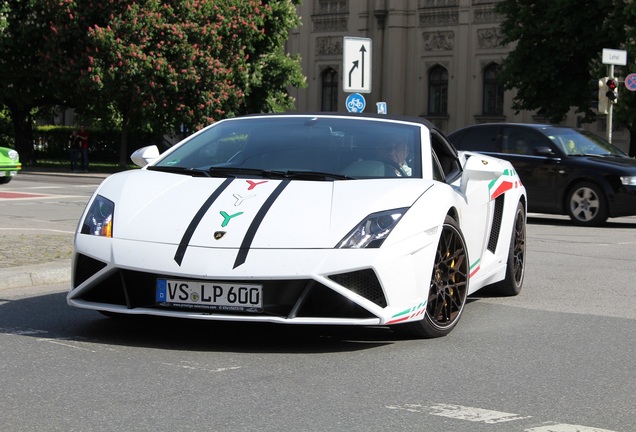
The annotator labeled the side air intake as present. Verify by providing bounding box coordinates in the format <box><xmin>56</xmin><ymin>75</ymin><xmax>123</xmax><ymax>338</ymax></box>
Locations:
<box><xmin>329</xmin><ymin>269</ymin><xmax>387</xmax><ymax>308</ymax></box>
<box><xmin>487</xmin><ymin>194</ymin><xmax>505</xmax><ymax>253</ymax></box>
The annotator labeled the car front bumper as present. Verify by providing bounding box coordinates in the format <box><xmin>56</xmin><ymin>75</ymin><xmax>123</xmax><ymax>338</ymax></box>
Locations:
<box><xmin>608</xmin><ymin>185</ymin><xmax>636</xmax><ymax>217</ymax></box>
<box><xmin>67</xmin><ymin>233</ymin><xmax>438</xmax><ymax>326</ymax></box>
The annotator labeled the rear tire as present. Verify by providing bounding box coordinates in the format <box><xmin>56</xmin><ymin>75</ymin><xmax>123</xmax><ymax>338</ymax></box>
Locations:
<box><xmin>492</xmin><ymin>201</ymin><xmax>526</xmax><ymax>296</ymax></box>
<box><xmin>394</xmin><ymin>215</ymin><xmax>469</xmax><ymax>338</ymax></box>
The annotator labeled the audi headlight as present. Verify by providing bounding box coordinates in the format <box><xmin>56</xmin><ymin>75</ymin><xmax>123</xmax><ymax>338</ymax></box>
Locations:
<box><xmin>81</xmin><ymin>195</ymin><xmax>114</xmax><ymax>237</ymax></box>
<box><xmin>337</xmin><ymin>208</ymin><xmax>407</xmax><ymax>249</ymax></box>
<box><xmin>620</xmin><ymin>176</ymin><xmax>636</xmax><ymax>186</ymax></box>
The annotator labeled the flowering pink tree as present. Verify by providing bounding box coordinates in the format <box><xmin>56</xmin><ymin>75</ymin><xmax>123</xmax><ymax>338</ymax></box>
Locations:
<box><xmin>50</xmin><ymin>0</ymin><xmax>305</xmax><ymax>165</ymax></box>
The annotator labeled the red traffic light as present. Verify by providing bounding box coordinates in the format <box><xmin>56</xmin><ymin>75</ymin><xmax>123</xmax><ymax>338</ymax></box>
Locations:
<box><xmin>606</xmin><ymin>78</ymin><xmax>618</xmax><ymax>102</ymax></box>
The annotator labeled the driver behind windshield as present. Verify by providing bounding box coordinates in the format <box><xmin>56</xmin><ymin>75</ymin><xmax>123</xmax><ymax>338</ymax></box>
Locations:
<box><xmin>379</xmin><ymin>139</ymin><xmax>412</xmax><ymax>176</ymax></box>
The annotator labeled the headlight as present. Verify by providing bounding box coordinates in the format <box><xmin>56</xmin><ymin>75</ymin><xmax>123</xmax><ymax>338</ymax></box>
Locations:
<box><xmin>81</xmin><ymin>195</ymin><xmax>114</xmax><ymax>237</ymax></box>
<box><xmin>620</xmin><ymin>176</ymin><xmax>636</xmax><ymax>186</ymax></box>
<box><xmin>8</xmin><ymin>149</ymin><xmax>19</xmax><ymax>162</ymax></box>
<box><xmin>337</xmin><ymin>208</ymin><xmax>407</xmax><ymax>249</ymax></box>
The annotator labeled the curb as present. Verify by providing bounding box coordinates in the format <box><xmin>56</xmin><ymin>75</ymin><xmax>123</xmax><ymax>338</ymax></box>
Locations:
<box><xmin>0</xmin><ymin>260</ymin><xmax>71</xmax><ymax>292</ymax></box>
<box><xmin>20</xmin><ymin>170</ymin><xmax>110</xmax><ymax>180</ymax></box>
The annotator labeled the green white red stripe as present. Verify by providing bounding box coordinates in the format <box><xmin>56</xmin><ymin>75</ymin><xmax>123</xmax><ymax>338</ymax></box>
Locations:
<box><xmin>488</xmin><ymin>168</ymin><xmax>521</xmax><ymax>200</ymax></box>
<box><xmin>386</xmin><ymin>302</ymin><xmax>427</xmax><ymax>324</ymax></box>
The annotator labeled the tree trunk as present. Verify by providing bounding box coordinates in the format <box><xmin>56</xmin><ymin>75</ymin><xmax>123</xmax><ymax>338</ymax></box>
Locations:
<box><xmin>7</xmin><ymin>103</ymin><xmax>35</xmax><ymax>165</ymax></box>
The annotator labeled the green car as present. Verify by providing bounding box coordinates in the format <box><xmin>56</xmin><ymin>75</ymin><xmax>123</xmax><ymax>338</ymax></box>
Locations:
<box><xmin>0</xmin><ymin>146</ymin><xmax>21</xmax><ymax>184</ymax></box>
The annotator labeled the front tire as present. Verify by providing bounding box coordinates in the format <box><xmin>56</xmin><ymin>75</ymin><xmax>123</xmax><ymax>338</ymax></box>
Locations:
<box><xmin>394</xmin><ymin>216</ymin><xmax>469</xmax><ymax>338</ymax></box>
<box><xmin>492</xmin><ymin>201</ymin><xmax>526</xmax><ymax>296</ymax></box>
<box><xmin>566</xmin><ymin>182</ymin><xmax>607</xmax><ymax>226</ymax></box>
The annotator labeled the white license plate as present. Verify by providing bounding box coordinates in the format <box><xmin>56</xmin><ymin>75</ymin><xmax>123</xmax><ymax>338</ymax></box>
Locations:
<box><xmin>156</xmin><ymin>279</ymin><xmax>263</xmax><ymax>312</ymax></box>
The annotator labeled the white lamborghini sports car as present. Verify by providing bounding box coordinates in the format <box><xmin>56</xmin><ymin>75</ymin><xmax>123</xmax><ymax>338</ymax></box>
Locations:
<box><xmin>68</xmin><ymin>113</ymin><xmax>527</xmax><ymax>338</ymax></box>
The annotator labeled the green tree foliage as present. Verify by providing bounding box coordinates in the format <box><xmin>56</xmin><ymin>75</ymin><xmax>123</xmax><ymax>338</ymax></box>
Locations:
<box><xmin>496</xmin><ymin>0</ymin><xmax>612</xmax><ymax>122</ymax></box>
<box><xmin>0</xmin><ymin>2</ymin><xmax>9</xmax><ymax>34</ymax></box>
<box><xmin>496</xmin><ymin>0</ymin><xmax>636</xmax><ymax>156</ymax></box>
<box><xmin>1</xmin><ymin>0</ymin><xmax>306</xmax><ymax>166</ymax></box>
<box><xmin>52</xmin><ymin>0</ymin><xmax>305</xmax><ymax>166</ymax></box>
<box><xmin>608</xmin><ymin>1</ymin><xmax>636</xmax><ymax>156</ymax></box>
<box><xmin>0</xmin><ymin>0</ymin><xmax>54</xmax><ymax>163</ymax></box>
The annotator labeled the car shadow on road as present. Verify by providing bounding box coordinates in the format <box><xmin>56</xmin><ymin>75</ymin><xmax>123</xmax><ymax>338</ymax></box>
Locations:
<box><xmin>0</xmin><ymin>291</ymin><xmax>407</xmax><ymax>353</ymax></box>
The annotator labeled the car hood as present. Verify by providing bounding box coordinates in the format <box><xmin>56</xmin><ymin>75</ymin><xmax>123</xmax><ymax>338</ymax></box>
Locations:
<box><xmin>93</xmin><ymin>170</ymin><xmax>431</xmax><ymax>249</ymax></box>
<box><xmin>575</xmin><ymin>154</ymin><xmax>636</xmax><ymax>171</ymax></box>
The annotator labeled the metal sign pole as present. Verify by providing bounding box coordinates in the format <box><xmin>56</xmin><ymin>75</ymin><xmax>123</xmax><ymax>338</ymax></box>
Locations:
<box><xmin>601</xmin><ymin>49</ymin><xmax>627</xmax><ymax>144</ymax></box>
<box><xmin>607</xmin><ymin>64</ymin><xmax>614</xmax><ymax>144</ymax></box>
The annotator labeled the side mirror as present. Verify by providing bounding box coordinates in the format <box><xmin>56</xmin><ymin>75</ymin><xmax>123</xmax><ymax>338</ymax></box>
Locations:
<box><xmin>130</xmin><ymin>145</ymin><xmax>160</xmax><ymax>167</ymax></box>
<box><xmin>534</xmin><ymin>146</ymin><xmax>556</xmax><ymax>157</ymax></box>
<box><xmin>460</xmin><ymin>154</ymin><xmax>505</xmax><ymax>194</ymax></box>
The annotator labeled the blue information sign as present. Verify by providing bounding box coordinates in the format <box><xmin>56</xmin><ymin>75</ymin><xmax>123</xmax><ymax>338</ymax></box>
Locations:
<box><xmin>346</xmin><ymin>93</ymin><xmax>366</xmax><ymax>113</ymax></box>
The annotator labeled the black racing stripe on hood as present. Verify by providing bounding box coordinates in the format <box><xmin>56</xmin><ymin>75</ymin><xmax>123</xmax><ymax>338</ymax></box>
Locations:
<box><xmin>233</xmin><ymin>180</ymin><xmax>290</xmax><ymax>269</ymax></box>
<box><xmin>174</xmin><ymin>178</ymin><xmax>234</xmax><ymax>266</ymax></box>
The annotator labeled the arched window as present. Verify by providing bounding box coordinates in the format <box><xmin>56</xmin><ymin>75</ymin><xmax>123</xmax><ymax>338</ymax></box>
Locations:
<box><xmin>428</xmin><ymin>65</ymin><xmax>448</xmax><ymax>115</ymax></box>
<box><xmin>483</xmin><ymin>63</ymin><xmax>504</xmax><ymax>115</ymax></box>
<box><xmin>321</xmin><ymin>68</ymin><xmax>338</xmax><ymax>112</ymax></box>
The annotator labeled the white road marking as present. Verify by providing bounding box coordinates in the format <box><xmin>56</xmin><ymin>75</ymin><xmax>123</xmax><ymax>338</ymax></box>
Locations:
<box><xmin>0</xmin><ymin>327</ymin><xmax>119</xmax><ymax>353</ymax></box>
<box><xmin>385</xmin><ymin>404</ymin><xmax>619</xmax><ymax>432</ymax></box>
<box><xmin>0</xmin><ymin>327</ymin><xmax>49</xmax><ymax>336</ymax></box>
<box><xmin>525</xmin><ymin>425</ymin><xmax>618</xmax><ymax>432</ymax></box>
<box><xmin>427</xmin><ymin>403</ymin><xmax>531</xmax><ymax>423</ymax></box>
<box><xmin>22</xmin><ymin>185</ymin><xmax>97</xmax><ymax>190</ymax></box>
<box><xmin>37</xmin><ymin>338</ymin><xmax>97</xmax><ymax>353</ymax></box>
<box><xmin>0</xmin><ymin>227</ymin><xmax>75</xmax><ymax>234</ymax></box>
<box><xmin>158</xmin><ymin>360</ymin><xmax>242</xmax><ymax>373</ymax></box>
<box><xmin>386</xmin><ymin>403</ymin><xmax>529</xmax><ymax>424</ymax></box>
<box><xmin>0</xmin><ymin>195</ymin><xmax>85</xmax><ymax>201</ymax></box>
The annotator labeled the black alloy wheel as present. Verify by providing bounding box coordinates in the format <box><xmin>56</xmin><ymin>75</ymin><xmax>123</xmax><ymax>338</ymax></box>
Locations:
<box><xmin>492</xmin><ymin>201</ymin><xmax>526</xmax><ymax>296</ymax></box>
<box><xmin>394</xmin><ymin>215</ymin><xmax>469</xmax><ymax>338</ymax></box>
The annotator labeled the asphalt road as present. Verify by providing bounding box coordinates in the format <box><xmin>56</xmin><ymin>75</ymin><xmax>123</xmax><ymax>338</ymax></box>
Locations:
<box><xmin>1</xmin><ymin>172</ymin><xmax>635</xmax><ymax>431</ymax></box>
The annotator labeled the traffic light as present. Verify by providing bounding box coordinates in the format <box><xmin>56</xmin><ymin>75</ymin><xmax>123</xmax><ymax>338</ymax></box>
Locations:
<box><xmin>606</xmin><ymin>77</ymin><xmax>619</xmax><ymax>104</ymax></box>
<box><xmin>598</xmin><ymin>77</ymin><xmax>609</xmax><ymax>114</ymax></box>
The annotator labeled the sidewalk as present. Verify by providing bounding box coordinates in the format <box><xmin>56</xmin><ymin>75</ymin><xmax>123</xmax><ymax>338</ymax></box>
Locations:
<box><xmin>0</xmin><ymin>169</ymin><xmax>110</xmax><ymax>292</ymax></box>
<box><xmin>0</xmin><ymin>260</ymin><xmax>72</xmax><ymax>292</ymax></box>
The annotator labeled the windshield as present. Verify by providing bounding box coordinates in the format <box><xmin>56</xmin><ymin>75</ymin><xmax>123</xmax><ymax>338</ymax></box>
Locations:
<box><xmin>544</xmin><ymin>128</ymin><xmax>627</xmax><ymax>156</ymax></box>
<box><xmin>152</xmin><ymin>116</ymin><xmax>422</xmax><ymax>179</ymax></box>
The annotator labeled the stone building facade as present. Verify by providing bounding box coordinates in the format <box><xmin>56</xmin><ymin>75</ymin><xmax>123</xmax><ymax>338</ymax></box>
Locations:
<box><xmin>285</xmin><ymin>0</ymin><xmax>629</xmax><ymax>151</ymax></box>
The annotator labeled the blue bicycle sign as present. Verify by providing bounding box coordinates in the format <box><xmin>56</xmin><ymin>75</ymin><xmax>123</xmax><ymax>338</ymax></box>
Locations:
<box><xmin>346</xmin><ymin>93</ymin><xmax>366</xmax><ymax>113</ymax></box>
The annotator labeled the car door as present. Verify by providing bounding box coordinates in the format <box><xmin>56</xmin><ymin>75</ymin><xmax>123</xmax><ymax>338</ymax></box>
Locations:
<box><xmin>431</xmin><ymin>130</ymin><xmax>490</xmax><ymax>263</ymax></box>
<box><xmin>499</xmin><ymin>126</ymin><xmax>564</xmax><ymax>212</ymax></box>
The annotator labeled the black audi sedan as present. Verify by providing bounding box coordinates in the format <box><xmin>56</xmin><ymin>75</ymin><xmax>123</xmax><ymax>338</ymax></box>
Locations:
<box><xmin>448</xmin><ymin>123</ymin><xmax>636</xmax><ymax>226</ymax></box>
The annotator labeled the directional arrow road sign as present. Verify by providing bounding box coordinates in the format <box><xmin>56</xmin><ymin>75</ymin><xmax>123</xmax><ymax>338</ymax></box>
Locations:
<box><xmin>343</xmin><ymin>37</ymin><xmax>372</xmax><ymax>93</ymax></box>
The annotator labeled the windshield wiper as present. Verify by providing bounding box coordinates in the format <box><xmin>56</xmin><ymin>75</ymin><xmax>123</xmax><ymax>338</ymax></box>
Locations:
<box><xmin>150</xmin><ymin>165</ymin><xmax>353</xmax><ymax>181</ymax></box>
<box><xmin>147</xmin><ymin>166</ymin><xmax>210</xmax><ymax>177</ymax></box>
<box><xmin>276</xmin><ymin>170</ymin><xmax>354</xmax><ymax>180</ymax></box>
<box><xmin>208</xmin><ymin>167</ymin><xmax>353</xmax><ymax>181</ymax></box>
